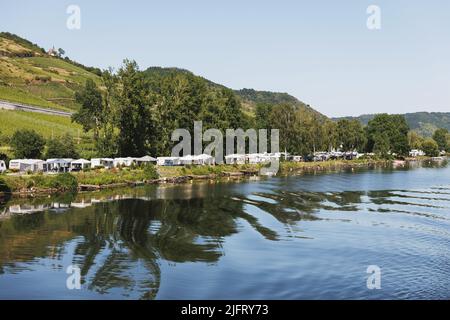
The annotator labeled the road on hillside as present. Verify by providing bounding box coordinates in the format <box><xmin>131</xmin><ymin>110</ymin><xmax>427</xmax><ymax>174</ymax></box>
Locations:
<box><xmin>0</xmin><ymin>99</ymin><xmax>73</xmax><ymax>117</ymax></box>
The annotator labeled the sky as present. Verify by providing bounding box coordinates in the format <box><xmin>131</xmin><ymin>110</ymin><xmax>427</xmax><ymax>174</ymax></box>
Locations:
<box><xmin>1</xmin><ymin>0</ymin><xmax>449</xmax><ymax>117</ymax></box>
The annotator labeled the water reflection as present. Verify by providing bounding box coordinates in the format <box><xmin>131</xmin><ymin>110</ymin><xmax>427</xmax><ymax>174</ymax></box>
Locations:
<box><xmin>0</xmin><ymin>160</ymin><xmax>449</xmax><ymax>299</ymax></box>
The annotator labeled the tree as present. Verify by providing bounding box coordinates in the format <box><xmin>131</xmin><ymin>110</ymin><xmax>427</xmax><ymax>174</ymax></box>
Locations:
<box><xmin>10</xmin><ymin>129</ymin><xmax>45</xmax><ymax>159</ymax></box>
<box><xmin>407</xmin><ymin>131</ymin><xmax>424</xmax><ymax>150</ymax></box>
<box><xmin>337</xmin><ymin>119</ymin><xmax>366</xmax><ymax>151</ymax></box>
<box><xmin>115</xmin><ymin>60</ymin><xmax>154</xmax><ymax>156</ymax></box>
<box><xmin>366</xmin><ymin>114</ymin><xmax>409</xmax><ymax>157</ymax></box>
<box><xmin>269</xmin><ymin>104</ymin><xmax>299</xmax><ymax>154</ymax></box>
<box><xmin>45</xmin><ymin>134</ymin><xmax>79</xmax><ymax>159</ymax></box>
<box><xmin>421</xmin><ymin>138</ymin><xmax>439</xmax><ymax>157</ymax></box>
<box><xmin>373</xmin><ymin>133</ymin><xmax>390</xmax><ymax>158</ymax></box>
<box><xmin>322</xmin><ymin>120</ymin><xmax>338</xmax><ymax>151</ymax></box>
<box><xmin>57</xmin><ymin>48</ymin><xmax>65</xmax><ymax>57</ymax></box>
<box><xmin>255</xmin><ymin>103</ymin><xmax>273</xmax><ymax>130</ymax></box>
<box><xmin>73</xmin><ymin>79</ymin><xmax>104</xmax><ymax>139</ymax></box>
<box><xmin>432</xmin><ymin>128</ymin><xmax>449</xmax><ymax>152</ymax></box>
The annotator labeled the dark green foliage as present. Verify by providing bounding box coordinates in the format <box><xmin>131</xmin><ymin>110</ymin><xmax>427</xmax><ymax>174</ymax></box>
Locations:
<box><xmin>45</xmin><ymin>134</ymin><xmax>79</xmax><ymax>159</ymax></box>
<box><xmin>142</xmin><ymin>164</ymin><xmax>159</xmax><ymax>180</ymax></box>
<box><xmin>421</xmin><ymin>138</ymin><xmax>440</xmax><ymax>157</ymax></box>
<box><xmin>51</xmin><ymin>173</ymin><xmax>78</xmax><ymax>192</ymax></box>
<box><xmin>73</xmin><ymin>78</ymin><xmax>104</xmax><ymax>137</ymax></box>
<box><xmin>336</xmin><ymin>119</ymin><xmax>366</xmax><ymax>151</ymax></box>
<box><xmin>432</xmin><ymin>128</ymin><xmax>449</xmax><ymax>152</ymax></box>
<box><xmin>366</xmin><ymin>114</ymin><xmax>410</xmax><ymax>156</ymax></box>
<box><xmin>10</xmin><ymin>129</ymin><xmax>45</xmax><ymax>158</ymax></box>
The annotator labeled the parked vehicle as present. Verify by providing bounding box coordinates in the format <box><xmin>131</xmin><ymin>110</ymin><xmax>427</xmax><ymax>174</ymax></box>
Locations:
<box><xmin>0</xmin><ymin>160</ymin><xmax>6</xmax><ymax>173</ymax></box>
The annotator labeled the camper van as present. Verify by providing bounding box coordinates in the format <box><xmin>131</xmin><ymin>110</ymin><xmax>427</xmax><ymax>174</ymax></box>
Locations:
<box><xmin>0</xmin><ymin>160</ymin><xmax>6</xmax><ymax>173</ymax></box>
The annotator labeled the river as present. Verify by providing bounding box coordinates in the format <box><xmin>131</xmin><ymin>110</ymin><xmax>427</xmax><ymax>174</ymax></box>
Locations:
<box><xmin>0</xmin><ymin>159</ymin><xmax>449</xmax><ymax>299</ymax></box>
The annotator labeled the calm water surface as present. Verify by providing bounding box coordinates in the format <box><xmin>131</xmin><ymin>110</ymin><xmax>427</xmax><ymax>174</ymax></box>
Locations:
<box><xmin>1</xmin><ymin>160</ymin><xmax>449</xmax><ymax>299</ymax></box>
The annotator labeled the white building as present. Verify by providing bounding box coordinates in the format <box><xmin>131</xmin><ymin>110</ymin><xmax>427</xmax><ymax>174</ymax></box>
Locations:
<box><xmin>91</xmin><ymin>158</ymin><xmax>114</xmax><ymax>169</ymax></box>
<box><xmin>9</xmin><ymin>159</ymin><xmax>45</xmax><ymax>173</ymax></box>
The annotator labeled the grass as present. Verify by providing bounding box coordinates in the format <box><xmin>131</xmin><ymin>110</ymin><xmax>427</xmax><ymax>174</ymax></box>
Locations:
<box><xmin>0</xmin><ymin>109</ymin><xmax>88</xmax><ymax>138</ymax></box>
<box><xmin>0</xmin><ymin>85</ymin><xmax>69</xmax><ymax>110</ymax></box>
<box><xmin>1</xmin><ymin>172</ymin><xmax>78</xmax><ymax>193</ymax></box>
<box><xmin>0</xmin><ymin>35</ymin><xmax>102</xmax><ymax>112</ymax></box>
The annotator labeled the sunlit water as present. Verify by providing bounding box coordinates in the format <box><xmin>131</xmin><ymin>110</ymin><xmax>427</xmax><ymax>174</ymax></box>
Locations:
<box><xmin>1</xmin><ymin>160</ymin><xmax>449</xmax><ymax>299</ymax></box>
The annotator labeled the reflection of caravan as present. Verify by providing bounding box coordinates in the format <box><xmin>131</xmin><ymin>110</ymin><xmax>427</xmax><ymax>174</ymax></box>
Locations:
<box><xmin>0</xmin><ymin>160</ymin><xmax>6</xmax><ymax>173</ymax></box>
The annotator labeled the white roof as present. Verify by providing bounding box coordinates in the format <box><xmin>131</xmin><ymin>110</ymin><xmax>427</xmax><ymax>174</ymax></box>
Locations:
<box><xmin>157</xmin><ymin>156</ymin><xmax>180</xmax><ymax>160</ymax></box>
<box><xmin>10</xmin><ymin>159</ymin><xmax>44</xmax><ymax>164</ymax></box>
<box><xmin>137</xmin><ymin>155</ymin><xmax>157</xmax><ymax>161</ymax></box>
<box><xmin>46</xmin><ymin>158</ymin><xmax>73</xmax><ymax>164</ymax></box>
<box><xmin>72</xmin><ymin>159</ymin><xmax>91</xmax><ymax>164</ymax></box>
<box><xmin>194</xmin><ymin>154</ymin><xmax>213</xmax><ymax>160</ymax></box>
<box><xmin>225</xmin><ymin>154</ymin><xmax>246</xmax><ymax>158</ymax></box>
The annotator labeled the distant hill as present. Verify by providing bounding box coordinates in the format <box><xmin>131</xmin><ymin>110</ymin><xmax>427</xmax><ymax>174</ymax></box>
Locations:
<box><xmin>0</xmin><ymin>32</ymin><xmax>101</xmax><ymax>112</ymax></box>
<box><xmin>234</xmin><ymin>88</ymin><xmax>324</xmax><ymax>118</ymax></box>
<box><xmin>334</xmin><ymin>112</ymin><xmax>450</xmax><ymax>137</ymax></box>
<box><xmin>144</xmin><ymin>67</ymin><xmax>324</xmax><ymax>118</ymax></box>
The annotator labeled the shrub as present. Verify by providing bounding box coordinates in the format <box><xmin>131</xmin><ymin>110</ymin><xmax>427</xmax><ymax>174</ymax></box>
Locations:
<box><xmin>50</xmin><ymin>173</ymin><xmax>78</xmax><ymax>192</ymax></box>
<box><xmin>143</xmin><ymin>164</ymin><xmax>159</xmax><ymax>180</ymax></box>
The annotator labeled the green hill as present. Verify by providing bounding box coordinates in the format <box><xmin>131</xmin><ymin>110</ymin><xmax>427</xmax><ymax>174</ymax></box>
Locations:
<box><xmin>143</xmin><ymin>67</ymin><xmax>324</xmax><ymax>118</ymax></box>
<box><xmin>334</xmin><ymin>112</ymin><xmax>450</xmax><ymax>137</ymax></box>
<box><xmin>0</xmin><ymin>32</ymin><xmax>101</xmax><ymax>112</ymax></box>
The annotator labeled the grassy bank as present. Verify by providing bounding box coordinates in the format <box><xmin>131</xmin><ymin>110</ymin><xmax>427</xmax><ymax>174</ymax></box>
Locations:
<box><xmin>0</xmin><ymin>159</ymin><xmax>390</xmax><ymax>195</ymax></box>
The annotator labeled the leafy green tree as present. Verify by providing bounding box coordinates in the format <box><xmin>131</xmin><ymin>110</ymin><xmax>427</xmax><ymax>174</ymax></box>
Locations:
<box><xmin>115</xmin><ymin>60</ymin><xmax>154</xmax><ymax>156</ymax></box>
<box><xmin>337</xmin><ymin>119</ymin><xmax>366</xmax><ymax>151</ymax></box>
<box><xmin>366</xmin><ymin>114</ymin><xmax>409</xmax><ymax>156</ymax></box>
<box><xmin>10</xmin><ymin>129</ymin><xmax>45</xmax><ymax>159</ymax></box>
<box><xmin>432</xmin><ymin>128</ymin><xmax>449</xmax><ymax>152</ymax></box>
<box><xmin>269</xmin><ymin>104</ymin><xmax>299</xmax><ymax>153</ymax></box>
<box><xmin>45</xmin><ymin>134</ymin><xmax>79</xmax><ymax>159</ymax></box>
<box><xmin>407</xmin><ymin>131</ymin><xmax>424</xmax><ymax>150</ymax></box>
<box><xmin>73</xmin><ymin>78</ymin><xmax>104</xmax><ymax>139</ymax></box>
<box><xmin>322</xmin><ymin>120</ymin><xmax>338</xmax><ymax>151</ymax></box>
<box><xmin>255</xmin><ymin>103</ymin><xmax>273</xmax><ymax>130</ymax></box>
<box><xmin>373</xmin><ymin>133</ymin><xmax>390</xmax><ymax>158</ymax></box>
<box><xmin>421</xmin><ymin>138</ymin><xmax>440</xmax><ymax>157</ymax></box>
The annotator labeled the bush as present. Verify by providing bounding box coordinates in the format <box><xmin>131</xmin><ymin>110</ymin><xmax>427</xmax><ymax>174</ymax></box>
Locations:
<box><xmin>143</xmin><ymin>164</ymin><xmax>159</xmax><ymax>180</ymax></box>
<box><xmin>422</xmin><ymin>139</ymin><xmax>440</xmax><ymax>157</ymax></box>
<box><xmin>0</xmin><ymin>177</ymin><xmax>11</xmax><ymax>193</ymax></box>
<box><xmin>51</xmin><ymin>173</ymin><xmax>78</xmax><ymax>192</ymax></box>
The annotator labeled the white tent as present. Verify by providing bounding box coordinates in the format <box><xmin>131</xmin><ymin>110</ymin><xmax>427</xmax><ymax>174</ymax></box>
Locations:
<box><xmin>113</xmin><ymin>157</ymin><xmax>136</xmax><ymax>167</ymax></box>
<box><xmin>45</xmin><ymin>158</ymin><xmax>73</xmax><ymax>172</ymax></box>
<box><xmin>70</xmin><ymin>159</ymin><xmax>91</xmax><ymax>171</ymax></box>
<box><xmin>91</xmin><ymin>158</ymin><xmax>114</xmax><ymax>169</ymax></box>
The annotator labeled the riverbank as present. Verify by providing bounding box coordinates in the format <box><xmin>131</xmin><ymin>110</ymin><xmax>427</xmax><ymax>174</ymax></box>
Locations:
<box><xmin>0</xmin><ymin>159</ymin><xmax>395</xmax><ymax>197</ymax></box>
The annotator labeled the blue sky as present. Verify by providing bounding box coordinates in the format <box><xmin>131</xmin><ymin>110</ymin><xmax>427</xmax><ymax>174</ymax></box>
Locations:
<box><xmin>1</xmin><ymin>0</ymin><xmax>449</xmax><ymax>117</ymax></box>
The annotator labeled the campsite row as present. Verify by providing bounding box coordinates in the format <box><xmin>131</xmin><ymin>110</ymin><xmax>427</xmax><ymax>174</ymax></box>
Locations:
<box><xmin>0</xmin><ymin>151</ymin><xmax>367</xmax><ymax>174</ymax></box>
